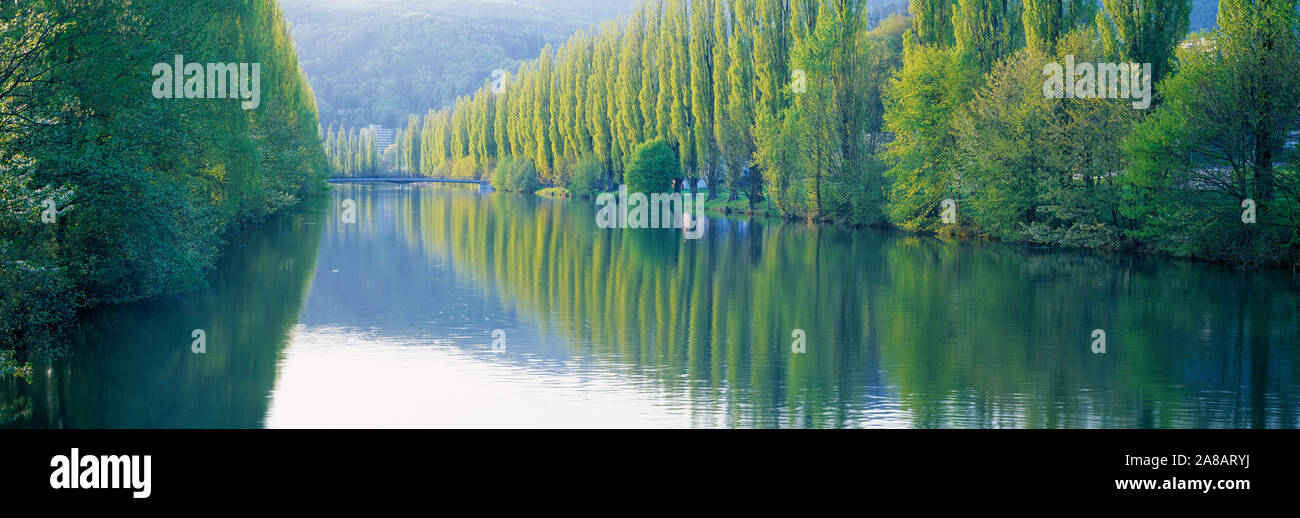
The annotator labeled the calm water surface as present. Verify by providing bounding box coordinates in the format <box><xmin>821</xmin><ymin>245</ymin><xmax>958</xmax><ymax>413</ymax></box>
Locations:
<box><xmin>3</xmin><ymin>183</ymin><xmax>1298</xmax><ymax>428</ymax></box>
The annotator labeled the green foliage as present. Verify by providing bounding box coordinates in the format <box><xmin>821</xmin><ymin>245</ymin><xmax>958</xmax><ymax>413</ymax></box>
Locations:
<box><xmin>754</xmin><ymin>107</ymin><xmax>808</xmax><ymax>216</ymax></box>
<box><xmin>757</xmin><ymin>4</ymin><xmax>904</xmax><ymax>223</ymax></box>
<box><xmin>403</xmin><ymin>114</ymin><xmax>423</xmax><ymax>177</ymax></box>
<box><xmin>690</xmin><ymin>0</ymin><xmax>717</xmax><ymax>197</ymax></box>
<box><xmin>0</xmin><ymin>252</ymin><xmax>73</xmax><ymax>367</ymax></box>
<box><xmin>323</xmin><ymin>123</ymin><xmax>385</xmax><ymax>177</ymax></box>
<box><xmin>363</xmin><ymin>0</ymin><xmax>1290</xmax><ymax>270</ymax></box>
<box><xmin>1096</xmin><ymin>0</ymin><xmax>1193</xmax><ymax>82</ymax></box>
<box><xmin>568</xmin><ymin>155</ymin><xmax>606</xmax><ymax>198</ymax></box>
<box><xmin>1023</xmin><ymin>0</ymin><xmax>1096</xmax><ymax>53</ymax></box>
<box><xmin>954</xmin><ymin>29</ymin><xmax>1137</xmax><ymax>245</ymax></box>
<box><xmin>625</xmin><ymin>139</ymin><xmax>679</xmax><ymax>195</ymax></box>
<box><xmin>720</xmin><ymin>0</ymin><xmax>759</xmax><ymax>202</ymax></box>
<box><xmin>414</xmin><ymin>0</ymin><xmax>906</xmax><ymax>223</ymax></box>
<box><xmin>451</xmin><ymin>157</ymin><xmax>480</xmax><ymax>180</ymax></box>
<box><xmin>0</xmin><ymin>0</ymin><xmax>327</xmax><ymax>367</ymax></box>
<box><xmin>909</xmin><ymin>0</ymin><xmax>956</xmax><ymax>46</ymax></box>
<box><xmin>491</xmin><ymin>156</ymin><xmax>541</xmax><ymax>193</ymax></box>
<box><xmin>954</xmin><ymin>47</ymin><xmax>1051</xmax><ymax>238</ymax></box>
<box><xmin>883</xmin><ymin>36</ymin><xmax>980</xmax><ymax>232</ymax></box>
<box><xmin>0</xmin><ymin>349</ymin><xmax>33</xmax><ymax>384</ymax></box>
<box><xmin>954</xmin><ymin>0</ymin><xmax>1023</xmax><ymax>71</ymax></box>
<box><xmin>1120</xmin><ymin>0</ymin><xmax>1300</xmax><ymax>267</ymax></box>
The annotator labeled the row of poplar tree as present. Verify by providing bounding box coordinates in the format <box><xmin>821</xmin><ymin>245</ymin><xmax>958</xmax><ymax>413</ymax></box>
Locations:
<box><xmin>323</xmin><ymin>124</ymin><xmax>384</xmax><ymax>177</ymax></box>
<box><xmin>344</xmin><ymin>0</ymin><xmax>1300</xmax><ymax>268</ymax></box>
<box><xmin>360</xmin><ymin>0</ymin><xmax>911</xmax><ymax>198</ymax></box>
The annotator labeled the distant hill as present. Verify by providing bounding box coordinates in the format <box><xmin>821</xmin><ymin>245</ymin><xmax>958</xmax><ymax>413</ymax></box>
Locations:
<box><xmin>287</xmin><ymin>0</ymin><xmax>1221</xmax><ymax>130</ymax></box>
<box><xmin>1191</xmin><ymin>0</ymin><xmax>1218</xmax><ymax>32</ymax></box>
<box><xmin>282</xmin><ymin>0</ymin><xmax>634</xmax><ymax>129</ymax></box>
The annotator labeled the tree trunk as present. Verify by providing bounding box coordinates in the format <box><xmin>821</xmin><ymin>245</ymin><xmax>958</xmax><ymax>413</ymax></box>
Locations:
<box><xmin>1254</xmin><ymin>131</ymin><xmax>1275</xmax><ymax>200</ymax></box>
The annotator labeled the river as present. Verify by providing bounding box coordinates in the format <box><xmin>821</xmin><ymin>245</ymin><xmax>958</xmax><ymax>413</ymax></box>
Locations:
<box><xmin>2</xmin><ymin>182</ymin><xmax>1297</xmax><ymax>428</ymax></box>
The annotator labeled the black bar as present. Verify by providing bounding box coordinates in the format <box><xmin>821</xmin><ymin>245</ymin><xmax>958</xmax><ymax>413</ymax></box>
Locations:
<box><xmin>2</xmin><ymin>429</ymin><xmax>1292</xmax><ymax>507</ymax></box>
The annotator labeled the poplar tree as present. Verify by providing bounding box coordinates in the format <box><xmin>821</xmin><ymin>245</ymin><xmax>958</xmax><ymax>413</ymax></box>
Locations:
<box><xmin>347</xmin><ymin>127</ymin><xmax>358</xmax><ymax>176</ymax></box>
<box><xmin>1096</xmin><ymin>0</ymin><xmax>1192</xmax><ymax>82</ymax></box>
<box><xmin>324</xmin><ymin>124</ymin><xmax>336</xmax><ymax>168</ymax></box>
<box><xmin>753</xmin><ymin>0</ymin><xmax>791</xmax><ymax>121</ymax></box>
<box><xmin>652</xmin><ymin>1</ymin><xmax>672</xmax><ymax>141</ymax></box>
<box><xmin>494</xmin><ymin>79</ymin><xmax>511</xmax><ymax>163</ymax></box>
<box><xmin>534</xmin><ymin>47</ymin><xmax>554</xmax><ymax>182</ymax></box>
<box><xmin>910</xmin><ymin>0</ymin><xmax>956</xmax><ymax>46</ymax></box>
<box><xmin>617</xmin><ymin>12</ymin><xmax>646</xmax><ymax>172</ymax></box>
<box><xmin>1023</xmin><ymin>0</ymin><xmax>1096</xmax><ymax>53</ymax></box>
<box><xmin>587</xmin><ymin>25</ymin><xmax>615</xmax><ymax>177</ymax></box>
<box><xmin>954</xmin><ymin>0</ymin><xmax>1023</xmax><ymax>72</ymax></box>
<box><xmin>421</xmin><ymin>108</ymin><xmax>439</xmax><ymax>175</ymax></box>
<box><xmin>341</xmin><ymin>128</ymin><xmax>354</xmax><ymax>173</ymax></box>
<box><xmin>605</xmin><ymin>25</ymin><xmax>627</xmax><ymax>178</ymax></box>
<box><xmin>669</xmin><ymin>0</ymin><xmax>694</xmax><ymax>184</ymax></box>
<box><xmin>711</xmin><ymin>0</ymin><xmax>734</xmax><ymax>199</ymax></box>
<box><xmin>690</xmin><ymin>0</ymin><xmax>718</xmax><ymax>197</ymax></box>
<box><xmin>366</xmin><ymin>129</ymin><xmax>379</xmax><ymax>175</ymax></box>
<box><xmin>403</xmin><ymin>114</ymin><xmax>422</xmax><ymax>176</ymax></box>
<box><xmin>753</xmin><ymin>0</ymin><xmax>792</xmax><ymax>202</ymax></box>
<box><xmin>722</xmin><ymin>0</ymin><xmax>758</xmax><ymax>201</ymax></box>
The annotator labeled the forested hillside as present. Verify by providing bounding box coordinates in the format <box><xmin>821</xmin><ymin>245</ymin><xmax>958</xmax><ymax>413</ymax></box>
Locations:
<box><xmin>1191</xmin><ymin>0</ymin><xmax>1219</xmax><ymax>30</ymax></box>
<box><xmin>1</xmin><ymin>0</ymin><xmax>329</xmax><ymax>377</ymax></box>
<box><xmin>281</xmin><ymin>0</ymin><xmax>638</xmax><ymax>129</ymax></box>
<box><xmin>384</xmin><ymin>0</ymin><xmax>1297</xmax><ymax>270</ymax></box>
<box><xmin>291</xmin><ymin>0</ymin><xmax>1208</xmax><ymax>134</ymax></box>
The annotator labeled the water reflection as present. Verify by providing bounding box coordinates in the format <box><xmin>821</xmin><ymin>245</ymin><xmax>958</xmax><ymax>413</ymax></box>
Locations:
<box><xmin>3</xmin><ymin>183</ymin><xmax>1297</xmax><ymax>428</ymax></box>
<box><xmin>280</xmin><ymin>183</ymin><xmax>1300</xmax><ymax>428</ymax></box>
<box><xmin>0</xmin><ymin>197</ymin><xmax>326</xmax><ymax>428</ymax></box>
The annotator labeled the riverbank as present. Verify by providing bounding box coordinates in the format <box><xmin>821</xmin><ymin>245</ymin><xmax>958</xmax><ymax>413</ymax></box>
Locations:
<box><xmin>537</xmin><ymin>186</ymin><xmax>782</xmax><ymax>217</ymax></box>
<box><xmin>527</xmin><ymin>184</ymin><xmax>1299</xmax><ymax>272</ymax></box>
<box><xmin>0</xmin><ymin>1</ymin><xmax>329</xmax><ymax>382</ymax></box>
<box><xmin>9</xmin><ymin>181</ymin><xmax>1298</xmax><ymax>429</ymax></box>
<box><xmin>0</xmin><ymin>190</ymin><xmax>328</xmax><ymax>384</ymax></box>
